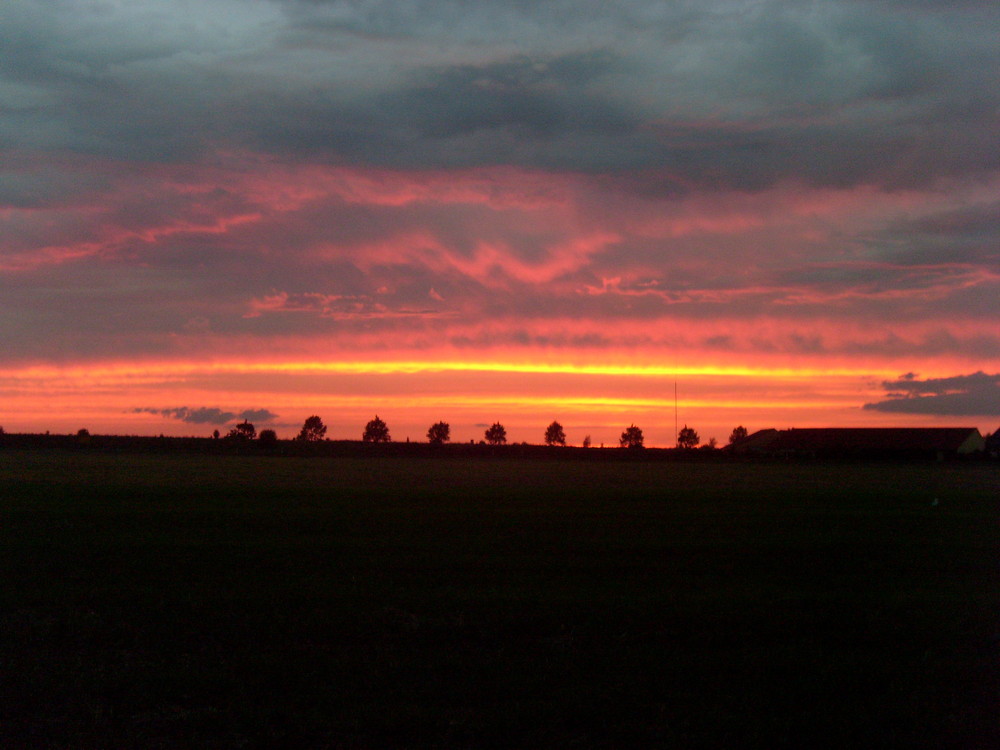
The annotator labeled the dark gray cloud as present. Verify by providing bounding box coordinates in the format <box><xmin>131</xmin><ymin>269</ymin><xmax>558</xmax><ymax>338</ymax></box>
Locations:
<box><xmin>0</xmin><ymin>0</ymin><xmax>996</xmax><ymax>375</ymax></box>
<box><xmin>1</xmin><ymin>0</ymin><xmax>996</xmax><ymax>186</ymax></box>
<box><xmin>863</xmin><ymin>372</ymin><xmax>1000</xmax><ymax>416</ymax></box>
<box><xmin>239</xmin><ymin>409</ymin><xmax>280</xmax><ymax>423</ymax></box>
<box><xmin>132</xmin><ymin>407</ymin><xmax>278</xmax><ymax>425</ymax></box>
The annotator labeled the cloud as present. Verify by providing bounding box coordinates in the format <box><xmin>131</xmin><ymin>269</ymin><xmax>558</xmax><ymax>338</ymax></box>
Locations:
<box><xmin>132</xmin><ymin>407</ymin><xmax>278</xmax><ymax>425</ymax></box>
<box><xmin>238</xmin><ymin>409</ymin><xmax>279</xmax><ymax>423</ymax></box>
<box><xmin>2</xmin><ymin>1</ymin><xmax>997</xmax><ymax>186</ymax></box>
<box><xmin>0</xmin><ymin>0</ymin><xmax>997</xmax><ymax>401</ymax></box>
<box><xmin>863</xmin><ymin>372</ymin><xmax>1000</xmax><ymax>416</ymax></box>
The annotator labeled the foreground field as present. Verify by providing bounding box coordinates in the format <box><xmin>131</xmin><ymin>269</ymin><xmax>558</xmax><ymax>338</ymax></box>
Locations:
<box><xmin>1</xmin><ymin>451</ymin><xmax>997</xmax><ymax>748</ymax></box>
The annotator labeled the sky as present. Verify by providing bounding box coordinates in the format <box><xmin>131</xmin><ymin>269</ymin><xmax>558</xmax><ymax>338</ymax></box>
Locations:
<box><xmin>1</xmin><ymin>0</ymin><xmax>998</xmax><ymax>446</ymax></box>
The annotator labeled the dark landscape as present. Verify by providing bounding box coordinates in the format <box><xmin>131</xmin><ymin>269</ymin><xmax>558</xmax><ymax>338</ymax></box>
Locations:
<box><xmin>1</xmin><ymin>445</ymin><xmax>997</xmax><ymax>748</ymax></box>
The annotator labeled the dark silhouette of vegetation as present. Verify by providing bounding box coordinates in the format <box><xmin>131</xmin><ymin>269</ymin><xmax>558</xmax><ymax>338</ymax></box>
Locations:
<box><xmin>729</xmin><ymin>425</ymin><xmax>749</xmax><ymax>444</ymax></box>
<box><xmin>212</xmin><ymin>429</ymin><xmax>220</xmax><ymax>439</ymax></box>
<box><xmin>363</xmin><ymin>415</ymin><xmax>391</xmax><ymax>443</ymax></box>
<box><xmin>258</xmin><ymin>429</ymin><xmax>278</xmax><ymax>447</ymax></box>
<box><xmin>227</xmin><ymin>420</ymin><xmax>256</xmax><ymax>441</ymax></box>
<box><xmin>620</xmin><ymin>424</ymin><xmax>644</xmax><ymax>448</ymax></box>
<box><xmin>677</xmin><ymin>425</ymin><xmax>700</xmax><ymax>449</ymax></box>
<box><xmin>297</xmin><ymin>415</ymin><xmax>327</xmax><ymax>442</ymax></box>
<box><xmin>76</xmin><ymin>428</ymin><xmax>90</xmax><ymax>438</ymax></box>
<box><xmin>484</xmin><ymin>422</ymin><xmax>507</xmax><ymax>446</ymax></box>
<box><xmin>582</xmin><ymin>435</ymin><xmax>591</xmax><ymax>448</ymax></box>
<box><xmin>427</xmin><ymin>421</ymin><xmax>450</xmax><ymax>445</ymax></box>
<box><xmin>544</xmin><ymin>420</ymin><xmax>566</xmax><ymax>446</ymax></box>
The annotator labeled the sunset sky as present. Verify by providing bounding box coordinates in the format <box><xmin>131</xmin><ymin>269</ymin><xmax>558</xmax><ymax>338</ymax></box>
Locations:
<box><xmin>2</xmin><ymin>0</ymin><xmax>998</xmax><ymax>445</ymax></box>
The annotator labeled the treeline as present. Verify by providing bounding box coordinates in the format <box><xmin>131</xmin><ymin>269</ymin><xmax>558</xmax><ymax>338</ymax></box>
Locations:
<box><xmin>0</xmin><ymin>431</ymin><xmax>743</xmax><ymax>461</ymax></box>
<box><xmin>0</xmin><ymin>417</ymin><xmax>752</xmax><ymax>457</ymax></box>
<box><xmin>207</xmin><ymin>415</ymin><xmax>751</xmax><ymax>450</ymax></box>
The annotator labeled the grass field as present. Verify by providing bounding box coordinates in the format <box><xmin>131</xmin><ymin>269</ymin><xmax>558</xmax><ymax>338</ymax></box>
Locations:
<box><xmin>1</xmin><ymin>450</ymin><xmax>997</xmax><ymax>748</ymax></box>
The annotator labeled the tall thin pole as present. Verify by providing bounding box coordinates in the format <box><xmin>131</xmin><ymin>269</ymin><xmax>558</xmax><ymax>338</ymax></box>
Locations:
<box><xmin>674</xmin><ymin>379</ymin><xmax>678</xmax><ymax>447</ymax></box>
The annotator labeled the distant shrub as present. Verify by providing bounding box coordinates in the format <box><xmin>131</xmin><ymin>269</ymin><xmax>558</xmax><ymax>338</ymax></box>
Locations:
<box><xmin>620</xmin><ymin>425</ymin><xmax>643</xmax><ymax>449</ymax></box>
<box><xmin>297</xmin><ymin>415</ymin><xmax>327</xmax><ymax>442</ymax></box>
<box><xmin>484</xmin><ymin>422</ymin><xmax>507</xmax><ymax>446</ymax></box>
<box><xmin>544</xmin><ymin>420</ymin><xmax>566</xmax><ymax>446</ymax></box>
<box><xmin>677</xmin><ymin>425</ymin><xmax>700</xmax><ymax>450</ymax></box>
<box><xmin>363</xmin><ymin>415</ymin><xmax>391</xmax><ymax>443</ymax></box>
<box><xmin>226</xmin><ymin>420</ymin><xmax>256</xmax><ymax>441</ymax></box>
<box><xmin>259</xmin><ymin>429</ymin><xmax>278</xmax><ymax>447</ymax></box>
<box><xmin>427</xmin><ymin>421</ymin><xmax>450</xmax><ymax>445</ymax></box>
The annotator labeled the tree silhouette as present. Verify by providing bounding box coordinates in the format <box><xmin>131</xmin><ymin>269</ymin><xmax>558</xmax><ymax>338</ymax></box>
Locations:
<box><xmin>620</xmin><ymin>424</ymin><xmax>644</xmax><ymax>448</ymax></box>
<box><xmin>227</xmin><ymin>420</ymin><xmax>256</xmax><ymax>441</ymax></box>
<box><xmin>544</xmin><ymin>420</ymin><xmax>566</xmax><ymax>446</ymax></box>
<box><xmin>427</xmin><ymin>421</ymin><xmax>450</xmax><ymax>445</ymax></box>
<box><xmin>484</xmin><ymin>422</ymin><xmax>507</xmax><ymax>445</ymax></box>
<box><xmin>258</xmin><ymin>428</ymin><xmax>278</xmax><ymax>447</ymax></box>
<box><xmin>728</xmin><ymin>425</ymin><xmax>749</xmax><ymax>444</ymax></box>
<box><xmin>363</xmin><ymin>415</ymin><xmax>391</xmax><ymax>443</ymax></box>
<box><xmin>297</xmin><ymin>415</ymin><xmax>327</xmax><ymax>442</ymax></box>
<box><xmin>582</xmin><ymin>434</ymin><xmax>591</xmax><ymax>448</ymax></box>
<box><xmin>677</xmin><ymin>424</ymin><xmax>700</xmax><ymax>449</ymax></box>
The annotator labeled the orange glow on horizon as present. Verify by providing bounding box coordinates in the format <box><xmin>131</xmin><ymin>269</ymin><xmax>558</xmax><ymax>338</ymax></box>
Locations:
<box><xmin>0</xmin><ymin>356</ymin><xmax>913</xmax><ymax>383</ymax></box>
<box><xmin>3</xmin><ymin>353</ymin><xmax>995</xmax><ymax>444</ymax></box>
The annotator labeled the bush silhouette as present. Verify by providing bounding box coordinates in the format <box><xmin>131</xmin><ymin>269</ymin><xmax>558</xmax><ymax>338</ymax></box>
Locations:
<box><xmin>297</xmin><ymin>415</ymin><xmax>327</xmax><ymax>442</ymax></box>
<box><xmin>544</xmin><ymin>420</ymin><xmax>566</xmax><ymax>446</ymax></box>
<box><xmin>620</xmin><ymin>424</ymin><xmax>643</xmax><ymax>449</ymax></box>
<box><xmin>427</xmin><ymin>421</ymin><xmax>450</xmax><ymax>445</ymax></box>
<box><xmin>363</xmin><ymin>415</ymin><xmax>391</xmax><ymax>443</ymax></box>
<box><xmin>227</xmin><ymin>420</ymin><xmax>256</xmax><ymax>441</ymax></box>
<box><xmin>484</xmin><ymin>422</ymin><xmax>507</xmax><ymax>446</ymax></box>
<box><xmin>677</xmin><ymin>425</ymin><xmax>700</xmax><ymax>449</ymax></box>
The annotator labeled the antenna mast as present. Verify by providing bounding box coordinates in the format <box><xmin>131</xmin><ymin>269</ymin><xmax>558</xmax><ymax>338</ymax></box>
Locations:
<box><xmin>674</xmin><ymin>379</ymin><xmax>678</xmax><ymax>447</ymax></box>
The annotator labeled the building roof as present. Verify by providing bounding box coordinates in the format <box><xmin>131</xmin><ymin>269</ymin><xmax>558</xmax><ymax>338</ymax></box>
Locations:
<box><xmin>734</xmin><ymin>427</ymin><xmax>984</xmax><ymax>455</ymax></box>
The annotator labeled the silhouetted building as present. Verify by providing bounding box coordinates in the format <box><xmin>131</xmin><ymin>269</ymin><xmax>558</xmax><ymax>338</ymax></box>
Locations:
<box><xmin>985</xmin><ymin>428</ymin><xmax>1000</xmax><ymax>458</ymax></box>
<box><xmin>731</xmin><ymin>427</ymin><xmax>985</xmax><ymax>459</ymax></box>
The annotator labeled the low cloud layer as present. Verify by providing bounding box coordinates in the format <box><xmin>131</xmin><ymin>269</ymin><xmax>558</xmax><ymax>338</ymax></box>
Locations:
<box><xmin>863</xmin><ymin>372</ymin><xmax>1000</xmax><ymax>416</ymax></box>
<box><xmin>132</xmin><ymin>407</ymin><xmax>278</xmax><ymax>425</ymax></box>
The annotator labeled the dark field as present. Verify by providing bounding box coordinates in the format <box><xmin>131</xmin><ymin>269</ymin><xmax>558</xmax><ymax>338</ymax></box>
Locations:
<box><xmin>1</xmin><ymin>451</ymin><xmax>997</xmax><ymax>748</ymax></box>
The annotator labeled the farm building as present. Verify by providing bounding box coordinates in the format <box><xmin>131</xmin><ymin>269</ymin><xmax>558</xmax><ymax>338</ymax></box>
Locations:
<box><xmin>986</xmin><ymin>428</ymin><xmax>1000</xmax><ymax>458</ymax></box>
<box><xmin>730</xmin><ymin>427</ymin><xmax>985</xmax><ymax>459</ymax></box>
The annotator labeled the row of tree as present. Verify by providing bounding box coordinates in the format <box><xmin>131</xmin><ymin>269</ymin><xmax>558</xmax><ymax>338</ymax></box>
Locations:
<box><xmin>217</xmin><ymin>415</ymin><xmax>751</xmax><ymax>449</ymax></box>
<box><xmin>3</xmin><ymin>420</ymin><xmax>752</xmax><ymax>448</ymax></box>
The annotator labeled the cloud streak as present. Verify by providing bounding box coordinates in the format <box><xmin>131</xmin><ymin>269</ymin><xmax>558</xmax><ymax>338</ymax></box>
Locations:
<box><xmin>863</xmin><ymin>372</ymin><xmax>1000</xmax><ymax>416</ymax></box>
<box><xmin>132</xmin><ymin>407</ymin><xmax>278</xmax><ymax>425</ymax></box>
